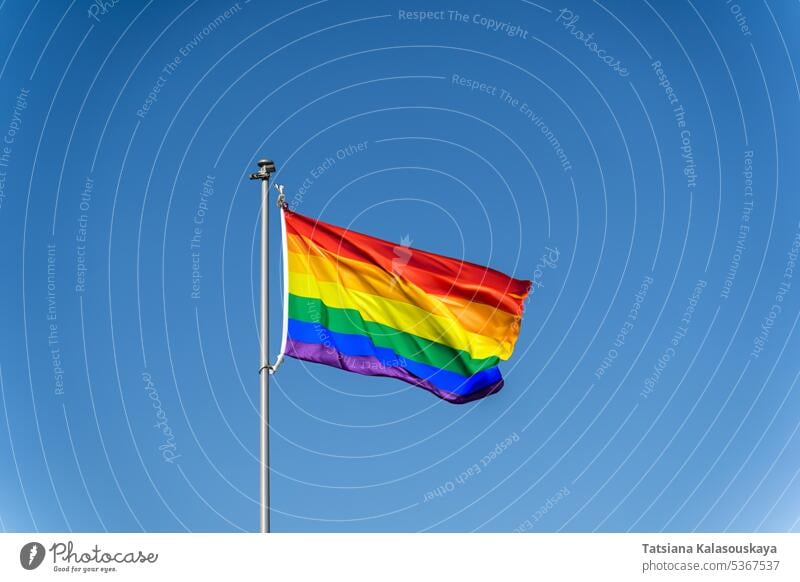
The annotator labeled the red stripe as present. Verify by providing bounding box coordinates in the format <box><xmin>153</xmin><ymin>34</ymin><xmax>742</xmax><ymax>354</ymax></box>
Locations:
<box><xmin>284</xmin><ymin>210</ymin><xmax>532</xmax><ymax>316</ymax></box>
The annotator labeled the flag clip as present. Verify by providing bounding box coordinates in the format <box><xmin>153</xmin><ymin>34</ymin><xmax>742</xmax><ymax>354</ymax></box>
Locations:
<box><xmin>269</xmin><ymin>354</ymin><xmax>284</xmax><ymax>374</ymax></box>
<box><xmin>274</xmin><ymin>183</ymin><xmax>288</xmax><ymax>209</ymax></box>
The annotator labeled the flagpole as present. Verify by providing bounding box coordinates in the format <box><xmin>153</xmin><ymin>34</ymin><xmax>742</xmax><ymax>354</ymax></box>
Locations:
<box><xmin>250</xmin><ymin>158</ymin><xmax>276</xmax><ymax>533</ymax></box>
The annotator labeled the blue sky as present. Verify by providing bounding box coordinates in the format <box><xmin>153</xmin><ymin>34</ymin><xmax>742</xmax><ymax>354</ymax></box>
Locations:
<box><xmin>1</xmin><ymin>0</ymin><xmax>800</xmax><ymax>532</ymax></box>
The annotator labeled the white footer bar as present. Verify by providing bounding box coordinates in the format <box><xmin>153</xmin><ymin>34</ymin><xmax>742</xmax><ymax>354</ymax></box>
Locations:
<box><xmin>0</xmin><ymin>533</ymin><xmax>796</xmax><ymax>581</ymax></box>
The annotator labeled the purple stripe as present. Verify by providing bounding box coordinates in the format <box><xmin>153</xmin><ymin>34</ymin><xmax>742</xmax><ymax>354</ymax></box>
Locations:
<box><xmin>285</xmin><ymin>338</ymin><xmax>503</xmax><ymax>404</ymax></box>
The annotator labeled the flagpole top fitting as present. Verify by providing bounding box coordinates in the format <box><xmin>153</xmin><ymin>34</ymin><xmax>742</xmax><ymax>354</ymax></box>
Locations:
<box><xmin>250</xmin><ymin>158</ymin><xmax>276</xmax><ymax>181</ymax></box>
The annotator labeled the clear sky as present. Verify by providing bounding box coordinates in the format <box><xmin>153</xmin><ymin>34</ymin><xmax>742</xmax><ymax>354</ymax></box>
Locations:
<box><xmin>1</xmin><ymin>0</ymin><xmax>800</xmax><ymax>532</ymax></box>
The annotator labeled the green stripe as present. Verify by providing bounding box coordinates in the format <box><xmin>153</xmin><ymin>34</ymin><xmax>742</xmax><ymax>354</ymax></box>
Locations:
<box><xmin>288</xmin><ymin>294</ymin><xmax>500</xmax><ymax>376</ymax></box>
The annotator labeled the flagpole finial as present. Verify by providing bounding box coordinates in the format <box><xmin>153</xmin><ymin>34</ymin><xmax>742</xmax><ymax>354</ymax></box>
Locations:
<box><xmin>250</xmin><ymin>159</ymin><xmax>276</xmax><ymax>181</ymax></box>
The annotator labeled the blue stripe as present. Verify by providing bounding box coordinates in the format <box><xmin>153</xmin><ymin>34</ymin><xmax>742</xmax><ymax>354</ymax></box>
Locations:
<box><xmin>287</xmin><ymin>319</ymin><xmax>503</xmax><ymax>396</ymax></box>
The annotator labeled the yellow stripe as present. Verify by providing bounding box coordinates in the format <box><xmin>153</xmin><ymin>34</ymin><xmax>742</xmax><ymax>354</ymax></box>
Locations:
<box><xmin>287</xmin><ymin>248</ymin><xmax>520</xmax><ymax>344</ymax></box>
<box><xmin>288</xmin><ymin>270</ymin><xmax>516</xmax><ymax>360</ymax></box>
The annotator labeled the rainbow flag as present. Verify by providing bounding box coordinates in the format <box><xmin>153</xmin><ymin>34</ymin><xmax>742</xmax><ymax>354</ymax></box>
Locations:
<box><xmin>274</xmin><ymin>207</ymin><xmax>531</xmax><ymax>404</ymax></box>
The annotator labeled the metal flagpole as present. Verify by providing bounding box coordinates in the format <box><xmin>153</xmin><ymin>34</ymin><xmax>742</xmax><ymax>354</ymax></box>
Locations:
<box><xmin>250</xmin><ymin>158</ymin><xmax>276</xmax><ymax>533</ymax></box>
